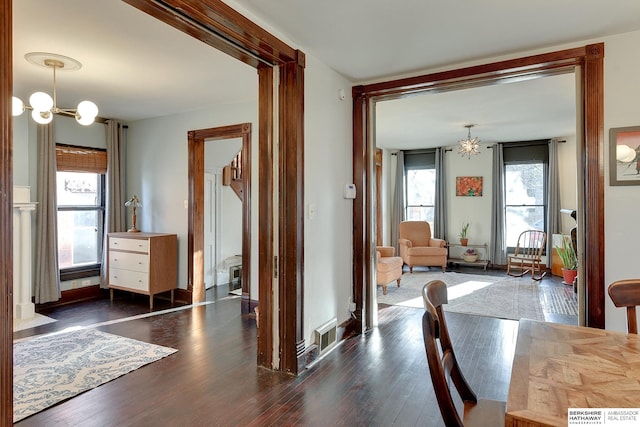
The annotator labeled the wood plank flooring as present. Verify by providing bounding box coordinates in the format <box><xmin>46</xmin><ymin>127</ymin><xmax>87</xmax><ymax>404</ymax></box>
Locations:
<box><xmin>13</xmin><ymin>269</ymin><xmax>579</xmax><ymax>426</ymax></box>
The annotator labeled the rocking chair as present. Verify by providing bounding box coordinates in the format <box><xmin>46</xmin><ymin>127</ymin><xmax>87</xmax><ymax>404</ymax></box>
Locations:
<box><xmin>506</xmin><ymin>230</ymin><xmax>547</xmax><ymax>281</ymax></box>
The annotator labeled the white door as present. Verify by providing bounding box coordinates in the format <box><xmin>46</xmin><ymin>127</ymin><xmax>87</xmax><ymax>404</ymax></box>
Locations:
<box><xmin>204</xmin><ymin>172</ymin><xmax>215</xmax><ymax>289</ymax></box>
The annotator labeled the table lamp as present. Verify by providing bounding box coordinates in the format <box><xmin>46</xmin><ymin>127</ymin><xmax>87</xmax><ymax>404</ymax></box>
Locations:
<box><xmin>124</xmin><ymin>195</ymin><xmax>142</xmax><ymax>232</ymax></box>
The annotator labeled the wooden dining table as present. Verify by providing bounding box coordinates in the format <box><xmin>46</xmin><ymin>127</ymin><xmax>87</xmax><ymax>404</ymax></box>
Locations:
<box><xmin>505</xmin><ymin>319</ymin><xmax>640</xmax><ymax>426</ymax></box>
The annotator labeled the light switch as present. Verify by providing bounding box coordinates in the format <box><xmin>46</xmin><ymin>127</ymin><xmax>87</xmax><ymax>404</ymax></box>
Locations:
<box><xmin>344</xmin><ymin>184</ymin><xmax>356</xmax><ymax>199</ymax></box>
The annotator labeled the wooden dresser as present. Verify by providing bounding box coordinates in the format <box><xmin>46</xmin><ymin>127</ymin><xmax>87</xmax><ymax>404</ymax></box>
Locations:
<box><xmin>107</xmin><ymin>232</ymin><xmax>177</xmax><ymax>309</ymax></box>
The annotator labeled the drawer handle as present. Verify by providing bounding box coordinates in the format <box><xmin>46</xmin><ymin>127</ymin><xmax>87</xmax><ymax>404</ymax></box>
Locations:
<box><xmin>114</xmin><ymin>258</ymin><xmax>118</xmax><ymax>261</ymax></box>
<box><xmin>113</xmin><ymin>242</ymin><xmax>118</xmax><ymax>245</ymax></box>
<box><xmin>138</xmin><ymin>279</ymin><xmax>143</xmax><ymax>283</ymax></box>
<box><xmin>113</xmin><ymin>275</ymin><xmax>118</xmax><ymax>279</ymax></box>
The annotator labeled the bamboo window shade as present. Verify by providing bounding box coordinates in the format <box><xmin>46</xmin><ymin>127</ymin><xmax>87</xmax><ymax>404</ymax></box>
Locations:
<box><xmin>56</xmin><ymin>144</ymin><xmax>107</xmax><ymax>174</ymax></box>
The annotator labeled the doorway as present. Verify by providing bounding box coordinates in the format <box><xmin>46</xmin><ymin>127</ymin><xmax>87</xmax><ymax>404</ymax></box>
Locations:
<box><xmin>353</xmin><ymin>44</ymin><xmax>605</xmax><ymax>331</ymax></box>
<box><xmin>189</xmin><ymin>124</ymin><xmax>252</xmax><ymax>313</ymax></box>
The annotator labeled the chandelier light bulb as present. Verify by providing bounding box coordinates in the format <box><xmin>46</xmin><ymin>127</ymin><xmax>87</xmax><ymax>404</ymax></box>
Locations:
<box><xmin>31</xmin><ymin>109</ymin><xmax>53</xmax><ymax>125</ymax></box>
<box><xmin>76</xmin><ymin>114</ymin><xmax>95</xmax><ymax>126</ymax></box>
<box><xmin>29</xmin><ymin>91</ymin><xmax>53</xmax><ymax>112</ymax></box>
<box><xmin>12</xmin><ymin>96</ymin><xmax>25</xmax><ymax>116</ymax></box>
<box><xmin>77</xmin><ymin>100</ymin><xmax>98</xmax><ymax>119</ymax></box>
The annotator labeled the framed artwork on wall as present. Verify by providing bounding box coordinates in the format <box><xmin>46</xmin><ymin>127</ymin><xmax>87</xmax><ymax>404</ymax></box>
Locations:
<box><xmin>609</xmin><ymin>126</ymin><xmax>640</xmax><ymax>186</ymax></box>
<box><xmin>456</xmin><ymin>176</ymin><xmax>483</xmax><ymax>196</ymax></box>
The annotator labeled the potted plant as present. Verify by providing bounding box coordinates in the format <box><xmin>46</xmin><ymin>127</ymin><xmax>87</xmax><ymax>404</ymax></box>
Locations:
<box><xmin>462</xmin><ymin>248</ymin><xmax>477</xmax><ymax>262</ymax></box>
<box><xmin>459</xmin><ymin>222</ymin><xmax>470</xmax><ymax>246</ymax></box>
<box><xmin>555</xmin><ymin>235</ymin><xmax>578</xmax><ymax>285</ymax></box>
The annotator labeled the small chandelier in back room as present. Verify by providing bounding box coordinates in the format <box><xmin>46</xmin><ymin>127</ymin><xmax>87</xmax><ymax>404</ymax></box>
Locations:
<box><xmin>12</xmin><ymin>52</ymin><xmax>99</xmax><ymax>126</ymax></box>
<box><xmin>458</xmin><ymin>124</ymin><xmax>480</xmax><ymax>159</ymax></box>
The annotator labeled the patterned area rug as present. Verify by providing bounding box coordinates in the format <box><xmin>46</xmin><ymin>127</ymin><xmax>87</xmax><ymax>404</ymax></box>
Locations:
<box><xmin>377</xmin><ymin>271</ymin><xmax>545</xmax><ymax>321</ymax></box>
<box><xmin>14</xmin><ymin>328</ymin><xmax>177</xmax><ymax>422</ymax></box>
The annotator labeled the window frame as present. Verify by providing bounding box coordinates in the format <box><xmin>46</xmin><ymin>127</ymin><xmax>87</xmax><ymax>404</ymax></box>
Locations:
<box><xmin>55</xmin><ymin>144</ymin><xmax>107</xmax><ymax>281</ymax></box>
<box><xmin>403</xmin><ymin>150</ymin><xmax>437</xmax><ymax>224</ymax></box>
<box><xmin>503</xmin><ymin>141</ymin><xmax>549</xmax><ymax>253</ymax></box>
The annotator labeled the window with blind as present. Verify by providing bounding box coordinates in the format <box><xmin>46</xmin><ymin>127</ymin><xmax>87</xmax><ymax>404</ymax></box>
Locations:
<box><xmin>56</xmin><ymin>144</ymin><xmax>106</xmax><ymax>279</ymax></box>
<box><xmin>503</xmin><ymin>141</ymin><xmax>548</xmax><ymax>250</ymax></box>
<box><xmin>404</xmin><ymin>150</ymin><xmax>436</xmax><ymax>228</ymax></box>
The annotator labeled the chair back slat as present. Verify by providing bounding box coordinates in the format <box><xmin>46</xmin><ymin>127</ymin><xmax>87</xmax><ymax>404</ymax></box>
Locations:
<box><xmin>422</xmin><ymin>280</ymin><xmax>477</xmax><ymax>427</ymax></box>
<box><xmin>608</xmin><ymin>279</ymin><xmax>640</xmax><ymax>334</ymax></box>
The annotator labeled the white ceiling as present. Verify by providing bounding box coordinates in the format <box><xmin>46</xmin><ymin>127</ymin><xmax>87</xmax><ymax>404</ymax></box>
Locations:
<box><xmin>13</xmin><ymin>1</ymin><xmax>640</xmax><ymax>148</ymax></box>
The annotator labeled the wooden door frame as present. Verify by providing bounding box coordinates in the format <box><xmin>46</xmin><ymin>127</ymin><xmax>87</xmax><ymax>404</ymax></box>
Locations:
<box><xmin>188</xmin><ymin>123</ymin><xmax>252</xmax><ymax>314</ymax></box>
<box><xmin>121</xmin><ymin>0</ymin><xmax>306</xmax><ymax>374</ymax></box>
<box><xmin>352</xmin><ymin>44</ymin><xmax>605</xmax><ymax>331</ymax></box>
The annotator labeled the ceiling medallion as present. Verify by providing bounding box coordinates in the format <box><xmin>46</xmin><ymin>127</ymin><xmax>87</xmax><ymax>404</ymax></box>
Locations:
<box><xmin>458</xmin><ymin>124</ymin><xmax>480</xmax><ymax>159</ymax></box>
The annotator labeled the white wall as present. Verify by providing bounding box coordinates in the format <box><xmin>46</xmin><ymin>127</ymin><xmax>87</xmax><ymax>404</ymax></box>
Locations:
<box><xmin>126</xmin><ymin>101</ymin><xmax>258</xmax><ymax>297</ymax></box>
<box><xmin>303</xmin><ymin>53</ymin><xmax>354</xmax><ymax>342</ymax></box>
<box><xmin>603</xmin><ymin>29</ymin><xmax>640</xmax><ymax>332</ymax></box>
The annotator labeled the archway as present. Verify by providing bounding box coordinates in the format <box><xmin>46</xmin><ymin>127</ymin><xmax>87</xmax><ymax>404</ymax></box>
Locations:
<box><xmin>352</xmin><ymin>44</ymin><xmax>605</xmax><ymax>331</ymax></box>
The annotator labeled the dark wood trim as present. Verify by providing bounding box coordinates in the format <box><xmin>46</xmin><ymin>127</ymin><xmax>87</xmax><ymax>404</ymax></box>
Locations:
<box><xmin>0</xmin><ymin>0</ymin><xmax>13</xmax><ymax>424</ymax></box>
<box><xmin>352</xmin><ymin>88</ymin><xmax>366</xmax><ymax>333</ymax></box>
<box><xmin>257</xmin><ymin>65</ymin><xmax>274</xmax><ymax>367</ymax></box>
<box><xmin>279</xmin><ymin>56</ymin><xmax>305</xmax><ymax>374</ymax></box>
<box><xmin>583</xmin><ymin>43</ymin><xmax>605</xmax><ymax>328</ymax></box>
<box><xmin>187</xmin><ymin>123</ymin><xmax>252</xmax><ymax>309</ymax></box>
<box><xmin>122</xmin><ymin>0</ymin><xmax>298</xmax><ymax>67</ymax></box>
<box><xmin>35</xmin><ymin>285</ymin><xmax>103</xmax><ymax>309</ymax></box>
<box><xmin>126</xmin><ymin>0</ymin><xmax>306</xmax><ymax>372</ymax></box>
<box><xmin>353</xmin><ymin>44</ymin><xmax>605</xmax><ymax>329</ymax></box>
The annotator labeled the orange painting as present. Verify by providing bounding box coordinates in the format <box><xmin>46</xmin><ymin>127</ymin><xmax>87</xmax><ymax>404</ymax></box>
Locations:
<box><xmin>456</xmin><ymin>176</ymin><xmax>483</xmax><ymax>196</ymax></box>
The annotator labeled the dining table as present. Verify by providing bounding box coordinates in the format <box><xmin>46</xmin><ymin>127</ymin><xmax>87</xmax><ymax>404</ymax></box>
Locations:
<box><xmin>505</xmin><ymin>318</ymin><xmax>640</xmax><ymax>427</ymax></box>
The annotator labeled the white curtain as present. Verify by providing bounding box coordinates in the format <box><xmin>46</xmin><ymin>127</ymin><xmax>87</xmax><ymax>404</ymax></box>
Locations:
<box><xmin>101</xmin><ymin>120</ymin><xmax>126</xmax><ymax>287</ymax></box>
<box><xmin>34</xmin><ymin>123</ymin><xmax>61</xmax><ymax>303</ymax></box>
<box><xmin>490</xmin><ymin>143</ymin><xmax>507</xmax><ymax>265</ymax></box>
<box><xmin>390</xmin><ymin>151</ymin><xmax>405</xmax><ymax>253</ymax></box>
<box><xmin>434</xmin><ymin>147</ymin><xmax>447</xmax><ymax>240</ymax></box>
<box><xmin>546</xmin><ymin>138</ymin><xmax>561</xmax><ymax>266</ymax></box>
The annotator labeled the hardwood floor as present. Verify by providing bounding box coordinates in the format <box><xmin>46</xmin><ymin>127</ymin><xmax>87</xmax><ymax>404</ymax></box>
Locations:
<box><xmin>14</xmin><ymin>279</ymin><xmax>554</xmax><ymax>426</ymax></box>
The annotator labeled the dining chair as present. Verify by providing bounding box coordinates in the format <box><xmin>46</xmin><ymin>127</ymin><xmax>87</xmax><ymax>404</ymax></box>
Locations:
<box><xmin>421</xmin><ymin>280</ymin><xmax>505</xmax><ymax>426</ymax></box>
<box><xmin>608</xmin><ymin>279</ymin><xmax>640</xmax><ymax>334</ymax></box>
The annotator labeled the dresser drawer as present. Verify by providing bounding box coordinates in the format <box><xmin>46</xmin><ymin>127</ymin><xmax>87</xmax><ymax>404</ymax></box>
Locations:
<box><xmin>109</xmin><ymin>251</ymin><xmax>149</xmax><ymax>273</ymax></box>
<box><xmin>109</xmin><ymin>237</ymin><xmax>149</xmax><ymax>253</ymax></box>
<box><xmin>109</xmin><ymin>268</ymin><xmax>149</xmax><ymax>292</ymax></box>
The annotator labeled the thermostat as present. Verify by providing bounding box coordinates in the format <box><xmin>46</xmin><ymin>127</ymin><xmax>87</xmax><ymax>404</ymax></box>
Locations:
<box><xmin>344</xmin><ymin>184</ymin><xmax>356</xmax><ymax>199</ymax></box>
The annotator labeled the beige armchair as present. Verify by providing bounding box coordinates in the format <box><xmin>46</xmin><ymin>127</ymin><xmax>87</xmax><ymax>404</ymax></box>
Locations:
<box><xmin>376</xmin><ymin>246</ymin><xmax>403</xmax><ymax>295</ymax></box>
<box><xmin>398</xmin><ymin>221</ymin><xmax>447</xmax><ymax>273</ymax></box>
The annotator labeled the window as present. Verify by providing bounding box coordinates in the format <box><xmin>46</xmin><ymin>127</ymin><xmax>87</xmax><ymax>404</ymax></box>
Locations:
<box><xmin>56</xmin><ymin>145</ymin><xmax>107</xmax><ymax>279</ymax></box>
<box><xmin>503</xmin><ymin>142</ymin><xmax>548</xmax><ymax>249</ymax></box>
<box><xmin>404</xmin><ymin>151</ymin><xmax>436</xmax><ymax>228</ymax></box>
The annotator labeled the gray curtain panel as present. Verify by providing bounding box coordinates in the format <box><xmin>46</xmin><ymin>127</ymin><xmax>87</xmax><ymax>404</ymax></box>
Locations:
<box><xmin>390</xmin><ymin>151</ymin><xmax>405</xmax><ymax>253</ymax></box>
<box><xmin>434</xmin><ymin>147</ymin><xmax>447</xmax><ymax>240</ymax></box>
<box><xmin>546</xmin><ymin>138</ymin><xmax>561</xmax><ymax>267</ymax></box>
<box><xmin>490</xmin><ymin>143</ymin><xmax>507</xmax><ymax>265</ymax></box>
<box><xmin>101</xmin><ymin>120</ymin><xmax>127</xmax><ymax>287</ymax></box>
<box><xmin>35</xmin><ymin>123</ymin><xmax>61</xmax><ymax>304</ymax></box>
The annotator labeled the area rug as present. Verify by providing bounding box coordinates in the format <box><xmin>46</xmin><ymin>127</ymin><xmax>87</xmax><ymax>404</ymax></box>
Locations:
<box><xmin>13</xmin><ymin>314</ymin><xmax>57</xmax><ymax>332</ymax></box>
<box><xmin>377</xmin><ymin>271</ymin><xmax>545</xmax><ymax>321</ymax></box>
<box><xmin>14</xmin><ymin>328</ymin><xmax>177</xmax><ymax>422</ymax></box>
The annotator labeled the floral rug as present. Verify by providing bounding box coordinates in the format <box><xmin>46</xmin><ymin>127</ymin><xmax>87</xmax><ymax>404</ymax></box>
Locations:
<box><xmin>14</xmin><ymin>328</ymin><xmax>177</xmax><ymax>422</ymax></box>
<box><xmin>377</xmin><ymin>270</ymin><xmax>545</xmax><ymax>321</ymax></box>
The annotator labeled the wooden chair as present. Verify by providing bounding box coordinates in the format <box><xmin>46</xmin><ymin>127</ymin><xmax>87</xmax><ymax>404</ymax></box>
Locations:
<box><xmin>421</xmin><ymin>280</ymin><xmax>505</xmax><ymax>426</ymax></box>
<box><xmin>608</xmin><ymin>279</ymin><xmax>640</xmax><ymax>334</ymax></box>
<box><xmin>506</xmin><ymin>230</ymin><xmax>547</xmax><ymax>281</ymax></box>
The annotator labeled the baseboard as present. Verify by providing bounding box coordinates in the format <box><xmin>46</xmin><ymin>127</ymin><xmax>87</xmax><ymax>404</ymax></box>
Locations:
<box><xmin>35</xmin><ymin>285</ymin><xmax>104</xmax><ymax>310</ymax></box>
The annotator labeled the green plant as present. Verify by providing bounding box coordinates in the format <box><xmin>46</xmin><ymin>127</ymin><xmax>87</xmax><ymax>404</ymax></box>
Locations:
<box><xmin>459</xmin><ymin>222</ymin><xmax>470</xmax><ymax>239</ymax></box>
<box><xmin>555</xmin><ymin>235</ymin><xmax>577</xmax><ymax>270</ymax></box>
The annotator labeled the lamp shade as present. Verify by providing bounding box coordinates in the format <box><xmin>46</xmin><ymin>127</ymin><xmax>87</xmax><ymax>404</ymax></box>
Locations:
<box><xmin>77</xmin><ymin>100</ymin><xmax>98</xmax><ymax>118</ymax></box>
<box><xmin>12</xmin><ymin>96</ymin><xmax>25</xmax><ymax>116</ymax></box>
<box><xmin>31</xmin><ymin>109</ymin><xmax>53</xmax><ymax>125</ymax></box>
<box><xmin>29</xmin><ymin>91</ymin><xmax>53</xmax><ymax>112</ymax></box>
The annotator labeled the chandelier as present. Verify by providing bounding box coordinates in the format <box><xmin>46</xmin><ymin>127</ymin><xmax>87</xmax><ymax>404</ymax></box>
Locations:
<box><xmin>12</xmin><ymin>52</ymin><xmax>99</xmax><ymax>126</ymax></box>
<box><xmin>458</xmin><ymin>124</ymin><xmax>480</xmax><ymax>159</ymax></box>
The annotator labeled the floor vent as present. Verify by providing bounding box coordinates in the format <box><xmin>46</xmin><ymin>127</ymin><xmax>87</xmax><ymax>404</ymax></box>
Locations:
<box><xmin>315</xmin><ymin>318</ymin><xmax>337</xmax><ymax>355</ymax></box>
